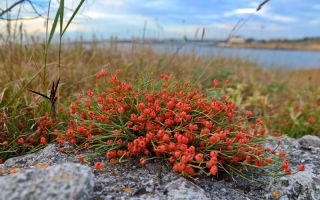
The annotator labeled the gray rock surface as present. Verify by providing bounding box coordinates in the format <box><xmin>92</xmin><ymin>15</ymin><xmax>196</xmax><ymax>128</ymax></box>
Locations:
<box><xmin>0</xmin><ymin>135</ymin><xmax>319</xmax><ymax>200</ymax></box>
<box><xmin>164</xmin><ymin>178</ymin><xmax>210</xmax><ymax>200</ymax></box>
<box><xmin>92</xmin><ymin>159</ymin><xmax>212</xmax><ymax>200</ymax></box>
<box><xmin>1</xmin><ymin>144</ymin><xmax>74</xmax><ymax>169</ymax></box>
<box><xmin>265</xmin><ymin>135</ymin><xmax>320</xmax><ymax>200</ymax></box>
<box><xmin>0</xmin><ymin>163</ymin><xmax>94</xmax><ymax>200</ymax></box>
<box><xmin>298</xmin><ymin>135</ymin><xmax>320</xmax><ymax>149</ymax></box>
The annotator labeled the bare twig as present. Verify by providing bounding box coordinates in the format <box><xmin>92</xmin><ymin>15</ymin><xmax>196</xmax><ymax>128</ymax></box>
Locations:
<box><xmin>228</xmin><ymin>0</ymin><xmax>272</xmax><ymax>40</ymax></box>
<box><xmin>0</xmin><ymin>0</ymin><xmax>45</xmax><ymax>20</ymax></box>
<box><xmin>257</xmin><ymin>0</ymin><xmax>271</xmax><ymax>11</ymax></box>
<box><xmin>0</xmin><ymin>0</ymin><xmax>25</xmax><ymax>17</ymax></box>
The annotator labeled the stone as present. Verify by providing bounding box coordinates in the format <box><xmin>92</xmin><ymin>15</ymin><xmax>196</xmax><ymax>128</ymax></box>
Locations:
<box><xmin>0</xmin><ymin>163</ymin><xmax>94</xmax><ymax>200</ymax></box>
<box><xmin>0</xmin><ymin>135</ymin><xmax>319</xmax><ymax>200</ymax></box>
<box><xmin>92</xmin><ymin>159</ymin><xmax>184</xmax><ymax>199</ymax></box>
<box><xmin>164</xmin><ymin>177</ymin><xmax>210</xmax><ymax>200</ymax></box>
<box><xmin>266</xmin><ymin>167</ymin><xmax>320</xmax><ymax>200</ymax></box>
<box><xmin>265</xmin><ymin>135</ymin><xmax>320</xmax><ymax>200</ymax></box>
<box><xmin>298</xmin><ymin>135</ymin><xmax>320</xmax><ymax>149</ymax></box>
<box><xmin>1</xmin><ymin>144</ymin><xmax>74</xmax><ymax>169</ymax></box>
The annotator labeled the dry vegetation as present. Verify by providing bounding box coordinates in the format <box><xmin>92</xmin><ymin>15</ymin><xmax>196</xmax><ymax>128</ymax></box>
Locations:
<box><xmin>1</xmin><ymin>38</ymin><xmax>319</xmax><ymax>140</ymax></box>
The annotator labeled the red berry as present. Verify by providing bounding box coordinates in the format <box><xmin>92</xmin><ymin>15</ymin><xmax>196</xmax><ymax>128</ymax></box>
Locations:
<box><xmin>298</xmin><ymin>164</ymin><xmax>305</xmax><ymax>171</ymax></box>
<box><xmin>140</xmin><ymin>157</ymin><xmax>146</xmax><ymax>167</ymax></box>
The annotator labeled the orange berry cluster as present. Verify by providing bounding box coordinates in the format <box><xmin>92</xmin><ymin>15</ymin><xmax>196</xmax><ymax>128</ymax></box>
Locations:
<box><xmin>58</xmin><ymin>70</ymin><xmax>304</xmax><ymax>176</ymax></box>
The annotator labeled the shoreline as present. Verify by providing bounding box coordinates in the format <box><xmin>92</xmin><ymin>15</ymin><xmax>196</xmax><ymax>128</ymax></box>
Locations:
<box><xmin>219</xmin><ymin>43</ymin><xmax>320</xmax><ymax>52</ymax></box>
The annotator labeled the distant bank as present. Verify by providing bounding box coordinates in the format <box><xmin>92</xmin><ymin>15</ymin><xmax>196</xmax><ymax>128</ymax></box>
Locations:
<box><xmin>219</xmin><ymin>37</ymin><xmax>320</xmax><ymax>52</ymax></box>
<box><xmin>67</xmin><ymin>37</ymin><xmax>320</xmax><ymax>52</ymax></box>
<box><xmin>219</xmin><ymin>42</ymin><xmax>320</xmax><ymax>52</ymax></box>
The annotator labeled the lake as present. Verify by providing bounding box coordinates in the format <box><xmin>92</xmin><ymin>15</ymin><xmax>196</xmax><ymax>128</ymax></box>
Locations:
<box><xmin>115</xmin><ymin>42</ymin><xmax>320</xmax><ymax>69</ymax></box>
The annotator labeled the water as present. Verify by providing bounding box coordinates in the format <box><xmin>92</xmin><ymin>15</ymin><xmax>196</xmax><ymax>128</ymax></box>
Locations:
<box><xmin>116</xmin><ymin>42</ymin><xmax>320</xmax><ymax>69</ymax></box>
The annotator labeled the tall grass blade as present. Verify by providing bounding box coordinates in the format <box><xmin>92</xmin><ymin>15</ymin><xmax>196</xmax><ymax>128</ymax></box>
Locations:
<box><xmin>47</xmin><ymin>6</ymin><xmax>60</xmax><ymax>47</ymax></box>
<box><xmin>59</xmin><ymin>0</ymin><xmax>64</xmax><ymax>35</ymax></box>
<box><xmin>62</xmin><ymin>0</ymin><xmax>85</xmax><ymax>36</ymax></box>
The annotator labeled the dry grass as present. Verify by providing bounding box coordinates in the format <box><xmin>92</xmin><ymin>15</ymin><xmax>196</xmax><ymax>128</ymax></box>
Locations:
<box><xmin>0</xmin><ymin>38</ymin><xmax>320</xmax><ymax>139</ymax></box>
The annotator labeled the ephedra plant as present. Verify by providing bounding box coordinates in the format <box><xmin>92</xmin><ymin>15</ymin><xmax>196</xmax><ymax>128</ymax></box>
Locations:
<box><xmin>54</xmin><ymin>70</ymin><xmax>305</xmax><ymax>178</ymax></box>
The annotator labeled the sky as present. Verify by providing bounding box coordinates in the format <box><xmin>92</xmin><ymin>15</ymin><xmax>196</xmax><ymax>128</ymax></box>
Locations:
<box><xmin>1</xmin><ymin>0</ymin><xmax>320</xmax><ymax>40</ymax></box>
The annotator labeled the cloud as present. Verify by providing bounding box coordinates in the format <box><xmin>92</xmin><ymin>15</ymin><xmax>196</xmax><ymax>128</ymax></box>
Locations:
<box><xmin>195</xmin><ymin>14</ymin><xmax>220</xmax><ymax>20</ymax></box>
<box><xmin>101</xmin><ymin>0</ymin><xmax>126</xmax><ymax>8</ymax></box>
<box><xmin>1</xmin><ymin>0</ymin><xmax>318</xmax><ymax>39</ymax></box>
<box><xmin>258</xmin><ymin>12</ymin><xmax>297</xmax><ymax>23</ymax></box>
<box><xmin>0</xmin><ymin>18</ymin><xmax>47</xmax><ymax>34</ymax></box>
<box><xmin>86</xmin><ymin>11</ymin><xmax>150</xmax><ymax>21</ymax></box>
<box><xmin>224</xmin><ymin>7</ymin><xmax>297</xmax><ymax>23</ymax></box>
<box><xmin>310</xmin><ymin>19</ymin><xmax>320</xmax><ymax>25</ymax></box>
<box><xmin>212</xmin><ymin>23</ymin><xmax>233</xmax><ymax>30</ymax></box>
<box><xmin>0</xmin><ymin>17</ymin><xmax>88</xmax><ymax>35</ymax></box>
<box><xmin>143</xmin><ymin>0</ymin><xmax>178</xmax><ymax>9</ymax></box>
<box><xmin>224</xmin><ymin>8</ymin><xmax>256</xmax><ymax>16</ymax></box>
<box><xmin>164</xmin><ymin>25</ymin><xmax>199</xmax><ymax>36</ymax></box>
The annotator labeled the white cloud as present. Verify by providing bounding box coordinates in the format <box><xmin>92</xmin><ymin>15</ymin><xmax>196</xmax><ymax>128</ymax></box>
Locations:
<box><xmin>224</xmin><ymin>8</ymin><xmax>256</xmax><ymax>16</ymax></box>
<box><xmin>258</xmin><ymin>12</ymin><xmax>296</xmax><ymax>23</ymax></box>
<box><xmin>245</xmin><ymin>22</ymin><xmax>286</xmax><ymax>31</ymax></box>
<box><xmin>101</xmin><ymin>0</ymin><xmax>126</xmax><ymax>8</ymax></box>
<box><xmin>195</xmin><ymin>14</ymin><xmax>220</xmax><ymax>20</ymax></box>
<box><xmin>224</xmin><ymin>7</ymin><xmax>297</xmax><ymax>23</ymax></box>
<box><xmin>0</xmin><ymin>18</ymin><xmax>47</xmax><ymax>34</ymax></box>
<box><xmin>142</xmin><ymin>0</ymin><xmax>179</xmax><ymax>10</ymax></box>
<box><xmin>164</xmin><ymin>25</ymin><xmax>200</xmax><ymax>36</ymax></box>
<box><xmin>310</xmin><ymin>19</ymin><xmax>320</xmax><ymax>25</ymax></box>
<box><xmin>0</xmin><ymin>17</ymin><xmax>88</xmax><ymax>35</ymax></box>
<box><xmin>86</xmin><ymin>11</ymin><xmax>150</xmax><ymax>21</ymax></box>
<box><xmin>212</xmin><ymin>23</ymin><xmax>233</xmax><ymax>30</ymax></box>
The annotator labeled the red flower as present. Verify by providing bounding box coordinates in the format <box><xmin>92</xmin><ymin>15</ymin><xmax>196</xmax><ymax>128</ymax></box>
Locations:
<box><xmin>281</xmin><ymin>160</ymin><xmax>289</xmax><ymax>170</ymax></box>
<box><xmin>78</xmin><ymin>156</ymin><xmax>84</xmax><ymax>162</ymax></box>
<box><xmin>184</xmin><ymin>165</ymin><xmax>195</xmax><ymax>175</ymax></box>
<box><xmin>210</xmin><ymin>165</ymin><xmax>218</xmax><ymax>175</ymax></box>
<box><xmin>279</xmin><ymin>151</ymin><xmax>286</xmax><ymax>158</ymax></box>
<box><xmin>18</xmin><ymin>138</ymin><xmax>25</xmax><ymax>144</ymax></box>
<box><xmin>307</xmin><ymin>117</ymin><xmax>315</xmax><ymax>125</ymax></box>
<box><xmin>59</xmin><ymin>147</ymin><xmax>66</xmax><ymax>153</ymax></box>
<box><xmin>195</xmin><ymin>153</ymin><xmax>204</xmax><ymax>162</ymax></box>
<box><xmin>298</xmin><ymin>164</ymin><xmax>305</xmax><ymax>171</ymax></box>
<box><xmin>115</xmin><ymin>69</ymin><xmax>121</xmax><ymax>75</ymax></box>
<box><xmin>96</xmin><ymin>71</ymin><xmax>108</xmax><ymax>79</ymax></box>
<box><xmin>245</xmin><ymin>111</ymin><xmax>253</xmax><ymax>117</ymax></box>
<box><xmin>213</xmin><ymin>79</ymin><xmax>219</xmax><ymax>87</ymax></box>
<box><xmin>40</xmin><ymin>137</ymin><xmax>47</xmax><ymax>144</ymax></box>
<box><xmin>106</xmin><ymin>150</ymin><xmax>117</xmax><ymax>159</ymax></box>
<box><xmin>94</xmin><ymin>162</ymin><xmax>105</xmax><ymax>170</ymax></box>
<box><xmin>139</xmin><ymin>157</ymin><xmax>146</xmax><ymax>166</ymax></box>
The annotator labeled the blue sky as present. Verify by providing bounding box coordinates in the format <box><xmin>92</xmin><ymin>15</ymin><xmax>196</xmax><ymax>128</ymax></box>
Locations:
<box><xmin>1</xmin><ymin>0</ymin><xmax>320</xmax><ymax>39</ymax></box>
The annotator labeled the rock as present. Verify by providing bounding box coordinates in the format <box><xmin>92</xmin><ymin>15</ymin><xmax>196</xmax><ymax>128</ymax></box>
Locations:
<box><xmin>0</xmin><ymin>135</ymin><xmax>319</xmax><ymax>200</ymax></box>
<box><xmin>0</xmin><ymin>163</ymin><xmax>94</xmax><ymax>200</ymax></box>
<box><xmin>265</xmin><ymin>135</ymin><xmax>320</xmax><ymax>200</ymax></box>
<box><xmin>195</xmin><ymin>177</ymin><xmax>265</xmax><ymax>200</ymax></box>
<box><xmin>92</xmin><ymin>160</ymin><xmax>262</xmax><ymax>200</ymax></box>
<box><xmin>266</xmin><ymin>167</ymin><xmax>320</xmax><ymax>200</ymax></box>
<box><xmin>298</xmin><ymin>135</ymin><xmax>320</xmax><ymax>149</ymax></box>
<box><xmin>1</xmin><ymin>144</ymin><xmax>74</xmax><ymax>169</ymax></box>
<box><xmin>164</xmin><ymin>177</ymin><xmax>210</xmax><ymax>200</ymax></box>
<box><xmin>92</xmin><ymin>159</ymin><xmax>224</xmax><ymax>200</ymax></box>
